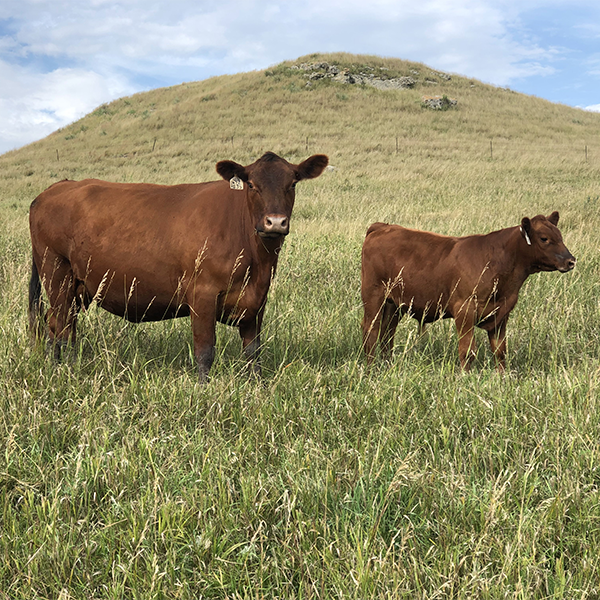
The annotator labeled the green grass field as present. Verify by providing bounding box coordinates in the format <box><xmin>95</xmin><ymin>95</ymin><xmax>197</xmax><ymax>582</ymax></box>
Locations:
<box><xmin>1</xmin><ymin>52</ymin><xmax>600</xmax><ymax>598</ymax></box>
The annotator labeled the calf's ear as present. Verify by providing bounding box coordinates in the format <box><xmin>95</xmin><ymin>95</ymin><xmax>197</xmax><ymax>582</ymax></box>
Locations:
<box><xmin>547</xmin><ymin>211</ymin><xmax>559</xmax><ymax>226</ymax></box>
<box><xmin>296</xmin><ymin>154</ymin><xmax>329</xmax><ymax>180</ymax></box>
<box><xmin>520</xmin><ymin>217</ymin><xmax>533</xmax><ymax>245</ymax></box>
<box><xmin>216</xmin><ymin>160</ymin><xmax>248</xmax><ymax>182</ymax></box>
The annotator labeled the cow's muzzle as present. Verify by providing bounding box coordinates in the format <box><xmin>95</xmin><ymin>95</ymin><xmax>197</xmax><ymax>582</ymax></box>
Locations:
<box><xmin>258</xmin><ymin>215</ymin><xmax>289</xmax><ymax>237</ymax></box>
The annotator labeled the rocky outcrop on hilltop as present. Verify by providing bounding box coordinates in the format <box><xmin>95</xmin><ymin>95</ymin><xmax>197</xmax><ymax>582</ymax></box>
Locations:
<box><xmin>292</xmin><ymin>62</ymin><xmax>420</xmax><ymax>90</ymax></box>
<box><xmin>284</xmin><ymin>61</ymin><xmax>458</xmax><ymax>109</ymax></box>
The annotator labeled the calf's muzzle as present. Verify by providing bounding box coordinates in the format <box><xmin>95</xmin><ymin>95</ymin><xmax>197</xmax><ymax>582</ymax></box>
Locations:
<box><xmin>559</xmin><ymin>250</ymin><xmax>576</xmax><ymax>272</ymax></box>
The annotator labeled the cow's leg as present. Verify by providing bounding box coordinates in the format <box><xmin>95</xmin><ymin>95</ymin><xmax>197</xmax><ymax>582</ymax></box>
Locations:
<box><xmin>44</xmin><ymin>256</ymin><xmax>79</xmax><ymax>360</ymax></box>
<box><xmin>239</xmin><ymin>311</ymin><xmax>263</xmax><ymax>376</ymax></box>
<box><xmin>380</xmin><ymin>299</ymin><xmax>399</xmax><ymax>361</ymax></box>
<box><xmin>488</xmin><ymin>318</ymin><xmax>508</xmax><ymax>371</ymax></box>
<box><xmin>455</xmin><ymin>310</ymin><xmax>476</xmax><ymax>370</ymax></box>
<box><xmin>190</xmin><ymin>310</ymin><xmax>217</xmax><ymax>382</ymax></box>
<box><xmin>28</xmin><ymin>255</ymin><xmax>45</xmax><ymax>344</ymax></box>
<box><xmin>361</xmin><ymin>288</ymin><xmax>386</xmax><ymax>365</ymax></box>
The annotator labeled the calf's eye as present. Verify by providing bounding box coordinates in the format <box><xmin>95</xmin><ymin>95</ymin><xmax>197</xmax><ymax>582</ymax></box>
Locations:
<box><xmin>540</xmin><ymin>236</ymin><xmax>548</xmax><ymax>242</ymax></box>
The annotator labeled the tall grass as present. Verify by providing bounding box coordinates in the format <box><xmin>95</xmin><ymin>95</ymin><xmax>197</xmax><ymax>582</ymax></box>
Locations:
<box><xmin>1</xmin><ymin>52</ymin><xmax>600</xmax><ymax>598</ymax></box>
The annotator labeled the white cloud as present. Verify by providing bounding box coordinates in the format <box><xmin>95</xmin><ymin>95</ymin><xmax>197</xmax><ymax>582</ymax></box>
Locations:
<box><xmin>585</xmin><ymin>104</ymin><xmax>600</xmax><ymax>112</ymax></box>
<box><xmin>2</xmin><ymin>0</ymin><xmax>565</xmax><ymax>82</ymax></box>
<box><xmin>0</xmin><ymin>61</ymin><xmax>134</xmax><ymax>153</ymax></box>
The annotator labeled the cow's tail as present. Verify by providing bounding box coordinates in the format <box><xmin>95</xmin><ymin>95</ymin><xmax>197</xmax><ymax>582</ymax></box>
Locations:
<box><xmin>365</xmin><ymin>222</ymin><xmax>388</xmax><ymax>237</ymax></box>
<box><xmin>28</xmin><ymin>255</ymin><xmax>45</xmax><ymax>343</ymax></box>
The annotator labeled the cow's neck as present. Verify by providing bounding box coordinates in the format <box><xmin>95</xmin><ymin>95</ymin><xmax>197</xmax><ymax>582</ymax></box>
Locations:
<box><xmin>254</xmin><ymin>233</ymin><xmax>284</xmax><ymax>259</ymax></box>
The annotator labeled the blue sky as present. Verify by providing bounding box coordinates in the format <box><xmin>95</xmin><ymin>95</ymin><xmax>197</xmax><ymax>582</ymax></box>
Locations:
<box><xmin>1</xmin><ymin>0</ymin><xmax>599</xmax><ymax>154</ymax></box>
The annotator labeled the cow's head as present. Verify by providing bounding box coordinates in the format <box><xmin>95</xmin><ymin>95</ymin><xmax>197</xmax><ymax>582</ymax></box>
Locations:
<box><xmin>216</xmin><ymin>152</ymin><xmax>328</xmax><ymax>238</ymax></box>
<box><xmin>520</xmin><ymin>211</ymin><xmax>576</xmax><ymax>273</ymax></box>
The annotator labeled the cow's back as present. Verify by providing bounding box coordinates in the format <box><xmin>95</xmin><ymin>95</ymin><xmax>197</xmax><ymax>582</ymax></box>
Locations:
<box><xmin>30</xmin><ymin>178</ymin><xmax>232</xmax><ymax>258</ymax></box>
<box><xmin>30</xmin><ymin>178</ymin><xmax>245</xmax><ymax>320</ymax></box>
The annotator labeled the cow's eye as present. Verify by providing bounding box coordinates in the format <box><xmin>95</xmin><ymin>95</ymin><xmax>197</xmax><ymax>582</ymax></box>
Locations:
<box><xmin>291</xmin><ymin>182</ymin><xmax>297</xmax><ymax>189</ymax></box>
<box><xmin>540</xmin><ymin>236</ymin><xmax>548</xmax><ymax>243</ymax></box>
<box><xmin>247</xmin><ymin>181</ymin><xmax>254</xmax><ymax>189</ymax></box>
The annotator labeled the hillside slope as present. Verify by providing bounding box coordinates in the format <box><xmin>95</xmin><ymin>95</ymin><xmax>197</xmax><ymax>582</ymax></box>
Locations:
<box><xmin>2</xmin><ymin>51</ymin><xmax>600</xmax><ymax>231</ymax></box>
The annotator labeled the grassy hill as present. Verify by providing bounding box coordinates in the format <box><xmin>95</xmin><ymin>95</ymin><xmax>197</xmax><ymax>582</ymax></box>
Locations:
<box><xmin>1</xmin><ymin>52</ymin><xmax>600</xmax><ymax>598</ymax></box>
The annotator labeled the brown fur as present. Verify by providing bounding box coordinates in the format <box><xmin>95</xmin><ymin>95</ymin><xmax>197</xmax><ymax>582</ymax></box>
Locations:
<box><xmin>361</xmin><ymin>212</ymin><xmax>576</xmax><ymax>370</ymax></box>
<box><xmin>29</xmin><ymin>152</ymin><xmax>328</xmax><ymax>380</ymax></box>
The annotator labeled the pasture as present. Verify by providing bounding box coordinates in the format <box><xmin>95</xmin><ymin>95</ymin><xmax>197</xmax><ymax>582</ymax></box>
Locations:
<box><xmin>1</xmin><ymin>52</ymin><xmax>600</xmax><ymax>598</ymax></box>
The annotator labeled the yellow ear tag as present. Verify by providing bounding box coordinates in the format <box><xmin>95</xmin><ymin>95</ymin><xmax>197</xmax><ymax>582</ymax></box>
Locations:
<box><xmin>230</xmin><ymin>176</ymin><xmax>244</xmax><ymax>190</ymax></box>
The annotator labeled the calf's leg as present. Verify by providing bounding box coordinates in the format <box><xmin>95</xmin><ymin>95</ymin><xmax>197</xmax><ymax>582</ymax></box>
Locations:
<box><xmin>455</xmin><ymin>310</ymin><xmax>476</xmax><ymax>370</ymax></box>
<box><xmin>488</xmin><ymin>319</ymin><xmax>508</xmax><ymax>371</ymax></box>
<box><xmin>380</xmin><ymin>299</ymin><xmax>399</xmax><ymax>361</ymax></box>
<box><xmin>361</xmin><ymin>287</ymin><xmax>386</xmax><ymax>365</ymax></box>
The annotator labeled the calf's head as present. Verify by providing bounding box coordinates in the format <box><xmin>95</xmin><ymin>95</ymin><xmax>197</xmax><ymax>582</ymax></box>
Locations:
<box><xmin>216</xmin><ymin>152</ymin><xmax>329</xmax><ymax>238</ymax></box>
<box><xmin>520</xmin><ymin>211</ymin><xmax>576</xmax><ymax>273</ymax></box>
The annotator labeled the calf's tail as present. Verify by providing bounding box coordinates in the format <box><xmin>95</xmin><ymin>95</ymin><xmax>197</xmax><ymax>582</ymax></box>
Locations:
<box><xmin>28</xmin><ymin>255</ymin><xmax>45</xmax><ymax>342</ymax></box>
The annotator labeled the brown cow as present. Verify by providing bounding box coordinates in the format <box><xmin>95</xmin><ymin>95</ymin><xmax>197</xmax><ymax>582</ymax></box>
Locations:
<box><xmin>29</xmin><ymin>151</ymin><xmax>328</xmax><ymax>380</ymax></box>
<box><xmin>361</xmin><ymin>212</ymin><xmax>575</xmax><ymax>370</ymax></box>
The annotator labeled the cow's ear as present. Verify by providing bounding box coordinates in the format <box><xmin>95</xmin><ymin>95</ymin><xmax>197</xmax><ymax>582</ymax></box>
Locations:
<box><xmin>216</xmin><ymin>160</ymin><xmax>249</xmax><ymax>182</ymax></box>
<box><xmin>547</xmin><ymin>211</ymin><xmax>559</xmax><ymax>226</ymax></box>
<box><xmin>296</xmin><ymin>154</ymin><xmax>329</xmax><ymax>180</ymax></box>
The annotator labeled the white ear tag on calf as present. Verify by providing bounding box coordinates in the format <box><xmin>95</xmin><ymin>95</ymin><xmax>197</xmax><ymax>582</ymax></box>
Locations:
<box><xmin>230</xmin><ymin>176</ymin><xmax>244</xmax><ymax>190</ymax></box>
<box><xmin>520</xmin><ymin>226</ymin><xmax>532</xmax><ymax>246</ymax></box>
